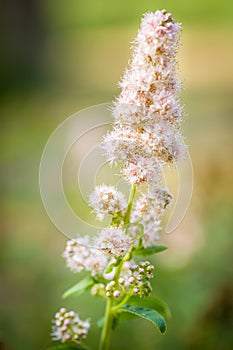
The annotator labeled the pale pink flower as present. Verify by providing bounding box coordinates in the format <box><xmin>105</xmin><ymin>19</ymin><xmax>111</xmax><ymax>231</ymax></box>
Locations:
<box><xmin>102</xmin><ymin>10</ymin><xmax>184</xmax><ymax>186</ymax></box>
<box><xmin>51</xmin><ymin>308</ymin><xmax>90</xmax><ymax>344</ymax></box>
<box><xmin>63</xmin><ymin>236</ymin><xmax>107</xmax><ymax>275</ymax></box>
<box><xmin>89</xmin><ymin>185</ymin><xmax>127</xmax><ymax>221</ymax></box>
<box><xmin>94</xmin><ymin>227</ymin><xmax>132</xmax><ymax>257</ymax></box>
<box><xmin>131</xmin><ymin>187</ymin><xmax>172</xmax><ymax>246</ymax></box>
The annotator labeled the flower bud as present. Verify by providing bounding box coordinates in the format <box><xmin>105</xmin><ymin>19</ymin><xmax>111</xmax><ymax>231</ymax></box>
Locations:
<box><xmin>113</xmin><ymin>290</ymin><xmax>120</xmax><ymax>298</ymax></box>
<box><xmin>118</xmin><ymin>278</ymin><xmax>125</xmax><ymax>285</ymax></box>
<box><xmin>147</xmin><ymin>265</ymin><xmax>154</xmax><ymax>272</ymax></box>
<box><xmin>129</xmin><ymin>276</ymin><xmax>135</xmax><ymax>284</ymax></box>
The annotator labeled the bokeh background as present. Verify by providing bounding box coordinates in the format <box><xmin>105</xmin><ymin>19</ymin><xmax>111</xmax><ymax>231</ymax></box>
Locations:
<box><xmin>1</xmin><ymin>1</ymin><xmax>233</xmax><ymax>349</ymax></box>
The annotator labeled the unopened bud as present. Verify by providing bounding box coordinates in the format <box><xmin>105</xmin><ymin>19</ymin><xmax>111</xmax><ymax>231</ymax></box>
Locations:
<box><xmin>113</xmin><ymin>290</ymin><xmax>120</xmax><ymax>298</ymax></box>
<box><xmin>146</xmin><ymin>274</ymin><xmax>153</xmax><ymax>280</ymax></box>
<box><xmin>147</xmin><ymin>265</ymin><xmax>154</xmax><ymax>272</ymax></box>
<box><xmin>55</xmin><ymin>320</ymin><xmax>62</xmax><ymax>327</ymax></box>
<box><xmin>129</xmin><ymin>276</ymin><xmax>135</xmax><ymax>284</ymax></box>
<box><xmin>64</xmin><ymin>334</ymin><xmax>72</xmax><ymax>341</ymax></box>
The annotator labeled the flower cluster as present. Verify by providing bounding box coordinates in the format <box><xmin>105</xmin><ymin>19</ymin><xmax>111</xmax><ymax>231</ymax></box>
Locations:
<box><xmin>89</xmin><ymin>185</ymin><xmax>127</xmax><ymax>221</ymax></box>
<box><xmin>131</xmin><ymin>187</ymin><xmax>172</xmax><ymax>246</ymax></box>
<box><xmin>128</xmin><ymin>261</ymin><xmax>154</xmax><ymax>298</ymax></box>
<box><xmin>117</xmin><ymin>10</ymin><xmax>182</xmax><ymax>125</ymax></box>
<box><xmin>51</xmin><ymin>308</ymin><xmax>90</xmax><ymax>344</ymax></box>
<box><xmin>104</xmin><ymin>261</ymin><xmax>154</xmax><ymax>299</ymax></box>
<box><xmin>62</xmin><ymin>236</ymin><xmax>108</xmax><ymax>275</ymax></box>
<box><xmin>118</xmin><ymin>261</ymin><xmax>154</xmax><ymax>298</ymax></box>
<box><xmin>102</xmin><ymin>9</ymin><xmax>184</xmax><ymax>186</ymax></box>
<box><xmin>63</xmin><ymin>227</ymin><xmax>133</xmax><ymax>276</ymax></box>
<box><xmin>94</xmin><ymin>227</ymin><xmax>132</xmax><ymax>257</ymax></box>
<box><xmin>106</xmin><ymin>281</ymin><xmax>121</xmax><ymax>298</ymax></box>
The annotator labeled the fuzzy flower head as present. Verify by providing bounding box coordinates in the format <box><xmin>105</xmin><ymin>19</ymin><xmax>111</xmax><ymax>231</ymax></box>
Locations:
<box><xmin>94</xmin><ymin>227</ymin><xmax>132</xmax><ymax>257</ymax></box>
<box><xmin>51</xmin><ymin>308</ymin><xmax>90</xmax><ymax>344</ymax></box>
<box><xmin>121</xmin><ymin>158</ymin><xmax>160</xmax><ymax>185</ymax></box>
<box><xmin>102</xmin><ymin>9</ymin><xmax>184</xmax><ymax>186</ymax></box>
<box><xmin>89</xmin><ymin>185</ymin><xmax>127</xmax><ymax>221</ymax></box>
<box><xmin>131</xmin><ymin>187</ymin><xmax>172</xmax><ymax>246</ymax></box>
<box><xmin>118</xmin><ymin>9</ymin><xmax>182</xmax><ymax>123</ymax></box>
<box><xmin>103</xmin><ymin>123</ymin><xmax>184</xmax><ymax>167</ymax></box>
<box><xmin>63</xmin><ymin>236</ymin><xmax>107</xmax><ymax>275</ymax></box>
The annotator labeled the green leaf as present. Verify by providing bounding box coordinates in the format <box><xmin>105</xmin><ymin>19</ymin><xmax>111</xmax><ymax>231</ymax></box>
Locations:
<box><xmin>115</xmin><ymin>310</ymin><xmax>137</xmax><ymax>322</ymax></box>
<box><xmin>127</xmin><ymin>296</ymin><xmax>171</xmax><ymax>318</ymax></box>
<box><xmin>105</xmin><ymin>257</ymin><xmax>122</xmax><ymax>274</ymax></box>
<box><xmin>132</xmin><ymin>245</ymin><xmax>168</xmax><ymax>256</ymax></box>
<box><xmin>117</xmin><ymin>305</ymin><xmax>166</xmax><ymax>334</ymax></box>
<box><xmin>62</xmin><ymin>275</ymin><xmax>95</xmax><ymax>299</ymax></box>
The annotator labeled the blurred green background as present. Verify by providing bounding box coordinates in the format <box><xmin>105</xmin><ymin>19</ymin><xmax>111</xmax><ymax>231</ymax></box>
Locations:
<box><xmin>1</xmin><ymin>1</ymin><xmax>233</xmax><ymax>349</ymax></box>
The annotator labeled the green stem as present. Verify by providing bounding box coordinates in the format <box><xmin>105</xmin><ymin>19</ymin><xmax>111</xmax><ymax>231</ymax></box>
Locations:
<box><xmin>99</xmin><ymin>297</ymin><xmax>114</xmax><ymax>350</ymax></box>
<box><xmin>115</xmin><ymin>252</ymin><xmax>131</xmax><ymax>282</ymax></box>
<box><xmin>124</xmin><ymin>184</ymin><xmax>137</xmax><ymax>225</ymax></box>
<box><xmin>98</xmin><ymin>184</ymin><xmax>137</xmax><ymax>350</ymax></box>
<box><xmin>112</xmin><ymin>293</ymin><xmax>132</xmax><ymax>311</ymax></box>
<box><xmin>98</xmin><ymin>252</ymin><xmax>131</xmax><ymax>350</ymax></box>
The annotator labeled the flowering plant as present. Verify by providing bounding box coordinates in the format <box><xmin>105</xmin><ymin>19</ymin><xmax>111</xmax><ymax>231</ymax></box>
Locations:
<box><xmin>49</xmin><ymin>9</ymin><xmax>185</xmax><ymax>350</ymax></box>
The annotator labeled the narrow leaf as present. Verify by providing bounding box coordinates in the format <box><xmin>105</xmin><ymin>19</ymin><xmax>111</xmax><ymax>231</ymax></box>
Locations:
<box><xmin>132</xmin><ymin>245</ymin><xmax>168</xmax><ymax>256</ymax></box>
<box><xmin>62</xmin><ymin>275</ymin><xmax>95</xmax><ymax>299</ymax></box>
<box><xmin>117</xmin><ymin>305</ymin><xmax>166</xmax><ymax>334</ymax></box>
<box><xmin>105</xmin><ymin>257</ymin><xmax>122</xmax><ymax>274</ymax></box>
<box><xmin>127</xmin><ymin>296</ymin><xmax>171</xmax><ymax>318</ymax></box>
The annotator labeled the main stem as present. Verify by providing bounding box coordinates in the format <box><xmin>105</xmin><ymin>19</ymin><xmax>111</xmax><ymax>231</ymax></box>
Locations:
<box><xmin>99</xmin><ymin>297</ymin><xmax>114</xmax><ymax>350</ymax></box>
<box><xmin>99</xmin><ymin>184</ymin><xmax>137</xmax><ymax>350</ymax></box>
<box><xmin>124</xmin><ymin>184</ymin><xmax>137</xmax><ymax>225</ymax></box>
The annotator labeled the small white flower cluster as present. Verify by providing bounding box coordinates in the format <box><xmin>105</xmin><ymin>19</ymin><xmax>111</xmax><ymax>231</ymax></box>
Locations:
<box><xmin>89</xmin><ymin>185</ymin><xmax>127</xmax><ymax>221</ymax></box>
<box><xmin>131</xmin><ymin>187</ymin><xmax>172</xmax><ymax>246</ymax></box>
<box><xmin>118</xmin><ymin>10</ymin><xmax>182</xmax><ymax>125</ymax></box>
<box><xmin>63</xmin><ymin>228</ymin><xmax>133</xmax><ymax>275</ymax></box>
<box><xmin>51</xmin><ymin>308</ymin><xmax>90</xmax><ymax>344</ymax></box>
<box><xmin>90</xmin><ymin>283</ymin><xmax>106</xmax><ymax>297</ymax></box>
<box><xmin>94</xmin><ymin>227</ymin><xmax>132</xmax><ymax>256</ymax></box>
<box><xmin>102</xmin><ymin>9</ymin><xmax>184</xmax><ymax>186</ymax></box>
<box><xmin>62</xmin><ymin>236</ymin><xmax>107</xmax><ymax>275</ymax></box>
<box><xmin>105</xmin><ymin>281</ymin><xmax>121</xmax><ymax>298</ymax></box>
